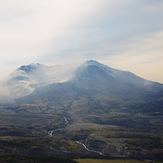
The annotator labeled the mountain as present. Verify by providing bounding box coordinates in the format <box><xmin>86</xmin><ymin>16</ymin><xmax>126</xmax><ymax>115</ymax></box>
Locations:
<box><xmin>2</xmin><ymin>60</ymin><xmax>163</xmax><ymax>159</ymax></box>
<box><xmin>6</xmin><ymin>63</ymin><xmax>50</xmax><ymax>98</ymax></box>
<box><xmin>17</xmin><ymin>60</ymin><xmax>163</xmax><ymax>104</ymax></box>
<box><xmin>6</xmin><ymin>63</ymin><xmax>76</xmax><ymax>98</ymax></box>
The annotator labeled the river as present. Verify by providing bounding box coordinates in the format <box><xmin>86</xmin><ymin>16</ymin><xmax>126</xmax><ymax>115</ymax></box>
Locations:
<box><xmin>48</xmin><ymin>115</ymin><xmax>103</xmax><ymax>156</ymax></box>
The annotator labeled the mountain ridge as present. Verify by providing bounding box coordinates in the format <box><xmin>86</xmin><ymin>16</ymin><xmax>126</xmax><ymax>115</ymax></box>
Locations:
<box><xmin>5</xmin><ymin>62</ymin><xmax>76</xmax><ymax>98</ymax></box>
<box><xmin>1</xmin><ymin>60</ymin><xmax>163</xmax><ymax>159</ymax></box>
<box><xmin>16</xmin><ymin>60</ymin><xmax>163</xmax><ymax>104</ymax></box>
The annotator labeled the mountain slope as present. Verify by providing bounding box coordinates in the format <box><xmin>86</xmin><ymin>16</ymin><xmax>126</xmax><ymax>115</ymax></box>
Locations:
<box><xmin>17</xmin><ymin>60</ymin><xmax>163</xmax><ymax>104</ymax></box>
<box><xmin>6</xmin><ymin>63</ymin><xmax>76</xmax><ymax>98</ymax></box>
<box><xmin>6</xmin><ymin>63</ymin><xmax>50</xmax><ymax>98</ymax></box>
<box><xmin>2</xmin><ymin>60</ymin><xmax>163</xmax><ymax>159</ymax></box>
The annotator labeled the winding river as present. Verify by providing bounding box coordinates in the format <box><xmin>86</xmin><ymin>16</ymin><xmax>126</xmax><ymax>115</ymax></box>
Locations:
<box><xmin>48</xmin><ymin>115</ymin><xmax>103</xmax><ymax>156</ymax></box>
<box><xmin>48</xmin><ymin>116</ymin><xmax>68</xmax><ymax>136</ymax></box>
<box><xmin>75</xmin><ymin>141</ymin><xmax>103</xmax><ymax>155</ymax></box>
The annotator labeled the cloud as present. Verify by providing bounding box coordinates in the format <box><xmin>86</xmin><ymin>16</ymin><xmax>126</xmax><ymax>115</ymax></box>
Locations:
<box><xmin>39</xmin><ymin>0</ymin><xmax>163</xmax><ymax>62</ymax></box>
<box><xmin>0</xmin><ymin>80</ymin><xmax>11</xmax><ymax>103</ymax></box>
<box><xmin>0</xmin><ymin>0</ymin><xmax>100</xmax><ymax>75</ymax></box>
<box><xmin>0</xmin><ymin>0</ymin><xmax>163</xmax><ymax>82</ymax></box>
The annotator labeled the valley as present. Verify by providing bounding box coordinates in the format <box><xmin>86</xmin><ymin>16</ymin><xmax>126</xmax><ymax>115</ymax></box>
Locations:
<box><xmin>0</xmin><ymin>100</ymin><xmax>163</xmax><ymax>162</ymax></box>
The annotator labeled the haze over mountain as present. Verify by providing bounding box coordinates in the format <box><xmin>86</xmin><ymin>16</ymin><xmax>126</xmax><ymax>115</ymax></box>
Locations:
<box><xmin>1</xmin><ymin>60</ymin><xmax>163</xmax><ymax>160</ymax></box>
<box><xmin>0</xmin><ymin>1</ymin><xmax>163</xmax><ymax>161</ymax></box>
<box><xmin>0</xmin><ymin>1</ymin><xmax>163</xmax><ymax>83</ymax></box>
<box><xmin>16</xmin><ymin>60</ymin><xmax>163</xmax><ymax>105</ymax></box>
<box><xmin>5</xmin><ymin>63</ymin><xmax>76</xmax><ymax>98</ymax></box>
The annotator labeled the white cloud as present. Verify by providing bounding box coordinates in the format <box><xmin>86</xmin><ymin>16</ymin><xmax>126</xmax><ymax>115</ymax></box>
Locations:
<box><xmin>0</xmin><ymin>0</ymin><xmax>163</xmax><ymax>82</ymax></box>
<box><xmin>0</xmin><ymin>0</ymin><xmax>103</xmax><ymax>65</ymax></box>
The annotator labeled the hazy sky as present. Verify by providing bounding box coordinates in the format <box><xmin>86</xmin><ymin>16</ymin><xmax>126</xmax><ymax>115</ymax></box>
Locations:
<box><xmin>0</xmin><ymin>0</ymin><xmax>163</xmax><ymax>82</ymax></box>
